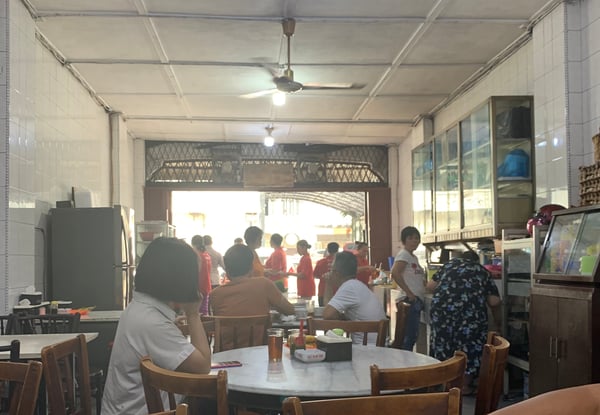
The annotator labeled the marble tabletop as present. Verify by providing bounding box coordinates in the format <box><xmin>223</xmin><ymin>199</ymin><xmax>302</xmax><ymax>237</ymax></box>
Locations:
<box><xmin>211</xmin><ymin>345</ymin><xmax>439</xmax><ymax>399</ymax></box>
<box><xmin>0</xmin><ymin>332</ymin><xmax>99</xmax><ymax>359</ymax></box>
<box><xmin>79</xmin><ymin>310</ymin><xmax>123</xmax><ymax>322</ymax></box>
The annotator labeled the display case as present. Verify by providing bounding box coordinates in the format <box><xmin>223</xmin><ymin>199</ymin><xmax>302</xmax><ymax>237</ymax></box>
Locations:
<box><xmin>529</xmin><ymin>204</ymin><xmax>600</xmax><ymax>396</ymax></box>
<box><xmin>135</xmin><ymin>220</ymin><xmax>176</xmax><ymax>264</ymax></box>
<box><xmin>412</xmin><ymin>141</ymin><xmax>434</xmax><ymax>243</ymax></box>
<box><xmin>413</xmin><ymin>96</ymin><xmax>534</xmax><ymax>245</ymax></box>
<box><xmin>434</xmin><ymin>126</ymin><xmax>461</xmax><ymax>241</ymax></box>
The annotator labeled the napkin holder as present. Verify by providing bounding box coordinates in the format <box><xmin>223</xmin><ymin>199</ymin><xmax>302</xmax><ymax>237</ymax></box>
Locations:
<box><xmin>19</xmin><ymin>292</ymin><xmax>43</xmax><ymax>305</ymax></box>
<box><xmin>316</xmin><ymin>335</ymin><xmax>352</xmax><ymax>361</ymax></box>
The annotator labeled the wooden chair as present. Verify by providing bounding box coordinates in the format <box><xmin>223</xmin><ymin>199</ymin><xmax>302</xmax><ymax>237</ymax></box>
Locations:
<box><xmin>0</xmin><ymin>340</ymin><xmax>23</xmax><ymax>412</ymax></box>
<box><xmin>0</xmin><ymin>314</ymin><xmax>16</xmax><ymax>335</ymax></box>
<box><xmin>149</xmin><ymin>403</ymin><xmax>189</xmax><ymax>415</ymax></box>
<box><xmin>370</xmin><ymin>350</ymin><xmax>467</xmax><ymax>394</ymax></box>
<box><xmin>12</xmin><ymin>313</ymin><xmax>81</xmax><ymax>334</ymax></box>
<box><xmin>12</xmin><ymin>313</ymin><xmax>104</xmax><ymax>414</ymax></box>
<box><xmin>41</xmin><ymin>333</ymin><xmax>93</xmax><ymax>415</ymax></box>
<box><xmin>390</xmin><ymin>301</ymin><xmax>411</xmax><ymax>349</ymax></box>
<box><xmin>0</xmin><ymin>360</ymin><xmax>43</xmax><ymax>415</ymax></box>
<box><xmin>307</xmin><ymin>317</ymin><xmax>388</xmax><ymax>347</ymax></box>
<box><xmin>210</xmin><ymin>314</ymin><xmax>271</xmax><ymax>353</ymax></box>
<box><xmin>474</xmin><ymin>332</ymin><xmax>510</xmax><ymax>415</ymax></box>
<box><xmin>282</xmin><ymin>387</ymin><xmax>461</xmax><ymax>415</ymax></box>
<box><xmin>140</xmin><ymin>356</ymin><xmax>228</xmax><ymax>415</ymax></box>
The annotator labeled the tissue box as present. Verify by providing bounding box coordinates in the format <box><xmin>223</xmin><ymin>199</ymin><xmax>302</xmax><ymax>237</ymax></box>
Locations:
<box><xmin>316</xmin><ymin>335</ymin><xmax>352</xmax><ymax>361</ymax></box>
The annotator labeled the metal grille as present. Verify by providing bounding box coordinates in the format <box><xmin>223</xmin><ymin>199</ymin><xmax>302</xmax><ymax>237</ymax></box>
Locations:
<box><xmin>146</xmin><ymin>142</ymin><xmax>388</xmax><ymax>188</ymax></box>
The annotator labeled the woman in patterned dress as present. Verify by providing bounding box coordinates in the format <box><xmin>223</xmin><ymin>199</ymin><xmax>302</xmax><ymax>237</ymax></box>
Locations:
<box><xmin>427</xmin><ymin>250</ymin><xmax>501</xmax><ymax>394</ymax></box>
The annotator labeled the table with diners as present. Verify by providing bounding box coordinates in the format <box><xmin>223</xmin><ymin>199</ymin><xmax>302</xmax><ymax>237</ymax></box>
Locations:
<box><xmin>211</xmin><ymin>344</ymin><xmax>439</xmax><ymax>411</ymax></box>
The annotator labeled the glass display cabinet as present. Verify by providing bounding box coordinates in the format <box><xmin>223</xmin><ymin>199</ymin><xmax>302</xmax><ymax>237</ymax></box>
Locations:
<box><xmin>135</xmin><ymin>220</ymin><xmax>176</xmax><ymax>264</ymax></box>
<box><xmin>412</xmin><ymin>142</ymin><xmax>434</xmax><ymax>243</ymax></box>
<box><xmin>530</xmin><ymin>205</ymin><xmax>600</xmax><ymax>396</ymax></box>
<box><xmin>434</xmin><ymin>125</ymin><xmax>460</xmax><ymax>241</ymax></box>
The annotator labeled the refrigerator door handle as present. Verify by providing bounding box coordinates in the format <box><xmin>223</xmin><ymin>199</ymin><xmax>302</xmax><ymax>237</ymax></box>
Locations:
<box><xmin>549</xmin><ymin>336</ymin><xmax>555</xmax><ymax>358</ymax></box>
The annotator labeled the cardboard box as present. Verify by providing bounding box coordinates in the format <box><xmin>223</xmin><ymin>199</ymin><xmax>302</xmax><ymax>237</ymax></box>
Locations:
<box><xmin>316</xmin><ymin>335</ymin><xmax>352</xmax><ymax>361</ymax></box>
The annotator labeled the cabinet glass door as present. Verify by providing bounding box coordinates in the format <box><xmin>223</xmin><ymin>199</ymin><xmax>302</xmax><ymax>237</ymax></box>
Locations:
<box><xmin>412</xmin><ymin>142</ymin><xmax>433</xmax><ymax>235</ymax></box>
<box><xmin>538</xmin><ymin>213</ymin><xmax>583</xmax><ymax>274</ymax></box>
<box><xmin>434</xmin><ymin>127</ymin><xmax>460</xmax><ymax>232</ymax></box>
<box><xmin>461</xmin><ymin>103</ymin><xmax>492</xmax><ymax>228</ymax></box>
<box><xmin>494</xmin><ymin>97</ymin><xmax>534</xmax><ymax>225</ymax></box>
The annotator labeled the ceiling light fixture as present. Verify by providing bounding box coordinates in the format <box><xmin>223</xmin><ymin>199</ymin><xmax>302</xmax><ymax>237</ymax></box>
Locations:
<box><xmin>272</xmin><ymin>91</ymin><xmax>286</xmax><ymax>106</ymax></box>
<box><xmin>264</xmin><ymin>126</ymin><xmax>275</xmax><ymax>147</ymax></box>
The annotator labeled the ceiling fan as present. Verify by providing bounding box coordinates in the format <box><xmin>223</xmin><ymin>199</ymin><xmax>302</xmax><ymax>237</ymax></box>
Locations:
<box><xmin>242</xmin><ymin>18</ymin><xmax>366</xmax><ymax>99</ymax></box>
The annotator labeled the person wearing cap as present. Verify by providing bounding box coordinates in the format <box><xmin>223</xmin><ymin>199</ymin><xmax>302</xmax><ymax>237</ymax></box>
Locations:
<box><xmin>286</xmin><ymin>240</ymin><xmax>315</xmax><ymax>300</ymax></box>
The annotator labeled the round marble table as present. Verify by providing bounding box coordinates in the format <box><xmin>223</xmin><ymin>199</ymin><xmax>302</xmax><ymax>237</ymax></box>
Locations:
<box><xmin>211</xmin><ymin>344</ymin><xmax>439</xmax><ymax>410</ymax></box>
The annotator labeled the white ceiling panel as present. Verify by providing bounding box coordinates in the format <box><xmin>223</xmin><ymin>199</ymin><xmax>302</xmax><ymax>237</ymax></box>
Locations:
<box><xmin>35</xmin><ymin>17</ymin><xmax>159</xmax><ymax>60</ymax></box>
<box><xmin>101</xmin><ymin>95</ymin><xmax>185</xmax><ymax>117</ymax></box>
<box><xmin>186</xmin><ymin>96</ymin><xmax>272</xmax><ymax>118</ymax></box>
<box><xmin>440</xmin><ymin>0</ymin><xmax>551</xmax><ymax>19</ymax></box>
<box><xmin>296</xmin><ymin>0</ymin><xmax>438</xmax><ymax>18</ymax></box>
<box><xmin>273</xmin><ymin>96</ymin><xmax>366</xmax><ymax>120</ymax></box>
<box><xmin>74</xmin><ymin>64</ymin><xmax>175</xmax><ymax>94</ymax></box>
<box><xmin>144</xmin><ymin>0</ymin><xmax>283</xmax><ymax>17</ymax></box>
<box><xmin>348</xmin><ymin>123</ymin><xmax>412</xmax><ymax>139</ymax></box>
<box><xmin>404</xmin><ymin>22</ymin><xmax>527</xmax><ymax>64</ymax></box>
<box><xmin>359</xmin><ymin>96</ymin><xmax>442</xmax><ymax>120</ymax></box>
<box><xmin>31</xmin><ymin>0</ymin><xmax>136</xmax><ymax>13</ymax></box>
<box><xmin>174</xmin><ymin>66</ymin><xmax>274</xmax><ymax>95</ymax></box>
<box><xmin>289</xmin><ymin>124</ymin><xmax>350</xmax><ymax>137</ymax></box>
<box><xmin>384</xmin><ymin>64</ymin><xmax>483</xmax><ymax>95</ymax></box>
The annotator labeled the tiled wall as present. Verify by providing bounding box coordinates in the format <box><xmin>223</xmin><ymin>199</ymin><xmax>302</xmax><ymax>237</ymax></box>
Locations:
<box><xmin>533</xmin><ymin>4</ymin><xmax>570</xmax><ymax>207</ymax></box>
<box><xmin>0</xmin><ymin>0</ymin><xmax>135</xmax><ymax>313</ymax></box>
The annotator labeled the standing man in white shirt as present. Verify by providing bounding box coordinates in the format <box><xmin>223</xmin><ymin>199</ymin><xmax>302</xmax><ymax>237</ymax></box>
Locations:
<box><xmin>323</xmin><ymin>251</ymin><xmax>387</xmax><ymax>345</ymax></box>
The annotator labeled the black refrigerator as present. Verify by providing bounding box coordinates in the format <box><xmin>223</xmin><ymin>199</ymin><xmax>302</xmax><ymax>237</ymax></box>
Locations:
<box><xmin>49</xmin><ymin>205</ymin><xmax>135</xmax><ymax>310</ymax></box>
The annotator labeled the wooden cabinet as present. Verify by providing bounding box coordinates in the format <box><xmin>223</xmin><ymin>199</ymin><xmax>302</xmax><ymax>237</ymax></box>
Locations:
<box><xmin>529</xmin><ymin>285</ymin><xmax>599</xmax><ymax>395</ymax></box>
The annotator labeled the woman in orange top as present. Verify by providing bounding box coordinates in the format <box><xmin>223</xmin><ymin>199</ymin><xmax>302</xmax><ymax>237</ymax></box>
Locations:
<box><xmin>265</xmin><ymin>233</ymin><xmax>288</xmax><ymax>292</ymax></box>
<box><xmin>287</xmin><ymin>240</ymin><xmax>315</xmax><ymax>299</ymax></box>
<box><xmin>354</xmin><ymin>241</ymin><xmax>375</xmax><ymax>286</ymax></box>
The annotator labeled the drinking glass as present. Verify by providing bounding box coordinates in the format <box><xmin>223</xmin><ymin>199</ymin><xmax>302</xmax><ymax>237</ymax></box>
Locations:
<box><xmin>267</xmin><ymin>328</ymin><xmax>284</xmax><ymax>362</ymax></box>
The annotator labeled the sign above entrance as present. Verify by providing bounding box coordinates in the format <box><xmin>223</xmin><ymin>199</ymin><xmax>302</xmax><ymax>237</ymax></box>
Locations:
<box><xmin>243</xmin><ymin>164</ymin><xmax>294</xmax><ymax>188</ymax></box>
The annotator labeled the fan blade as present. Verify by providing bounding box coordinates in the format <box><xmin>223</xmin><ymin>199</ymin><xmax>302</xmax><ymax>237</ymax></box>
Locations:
<box><xmin>301</xmin><ymin>82</ymin><xmax>366</xmax><ymax>90</ymax></box>
<box><xmin>240</xmin><ymin>88</ymin><xmax>278</xmax><ymax>98</ymax></box>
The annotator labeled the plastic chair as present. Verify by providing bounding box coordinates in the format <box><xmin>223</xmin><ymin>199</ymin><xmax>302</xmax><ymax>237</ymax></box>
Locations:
<box><xmin>282</xmin><ymin>387</ymin><xmax>461</xmax><ymax>415</ymax></box>
<box><xmin>307</xmin><ymin>317</ymin><xmax>388</xmax><ymax>346</ymax></box>
<box><xmin>140</xmin><ymin>356</ymin><xmax>228</xmax><ymax>415</ymax></box>
<box><xmin>41</xmin><ymin>333</ymin><xmax>93</xmax><ymax>415</ymax></box>
<box><xmin>370</xmin><ymin>350</ymin><xmax>467</xmax><ymax>394</ymax></box>
<box><xmin>474</xmin><ymin>332</ymin><xmax>510</xmax><ymax>415</ymax></box>
<box><xmin>0</xmin><ymin>360</ymin><xmax>43</xmax><ymax>415</ymax></box>
<box><xmin>210</xmin><ymin>315</ymin><xmax>271</xmax><ymax>353</ymax></box>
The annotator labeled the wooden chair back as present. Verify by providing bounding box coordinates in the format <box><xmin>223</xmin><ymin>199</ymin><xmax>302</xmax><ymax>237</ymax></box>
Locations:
<box><xmin>12</xmin><ymin>313</ymin><xmax>81</xmax><ymax>334</ymax></box>
<box><xmin>149</xmin><ymin>403</ymin><xmax>189</xmax><ymax>415</ymax></box>
<box><xmin>210</xmin><ymin>314</ymin><xmax>271</xmax><ymax>353</ymax></box>
<box><xmin>0</xmin><ymin>339</ymin><xmax>21</xmax><ymax>362</ymax></box>
<box><xmin>0</xmin><ymin>360</ymin><xmax>43</xmax><ymax>415</ymax></box>
<box><xmin>282</xmin><ymin>387</ymin><xmax>461</xmax><ymax>415</ymax></box>
<box><xmin>0</xmin><ymin>314</ymin><xmax>16</xmax><ymax>335</ymax></box>
<box><xmin>370</xmin><ymin>350</ymin><xmax>467</xmax><ymax>395</ymax></box>
<box><xmin>390</xmin><ymin>301</ymin><xmax>411</xmax><ymax>349</ymax></box>
<box><xmin>474</xmin><ymin>332</ymin><xmax>510</xmax><ymax>415</ymax></box>
<box><xmin>307</xmin><ymin>317</ymin><xmax>388</xmax><ymax>347</ymax></box>
<box><xmin>41</xmin><ymin>333</ymin><xmax>93</xmax><ymax>415</ymax></box>
<box><xmin>140</xmin><ymin>356</ymin><xmax>228</xmax><ymax>415</ymax></box>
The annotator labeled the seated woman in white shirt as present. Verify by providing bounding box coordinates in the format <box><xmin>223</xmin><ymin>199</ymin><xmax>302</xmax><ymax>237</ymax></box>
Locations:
<box><xmin>323</xmin><ymin>251</ymin><xmax>387</xmax><ymax>344</ymax></box>
<box><xmin>102</xmin><ymin>237</ymin><xmax>212</xmax><ymax>415</ymax></box>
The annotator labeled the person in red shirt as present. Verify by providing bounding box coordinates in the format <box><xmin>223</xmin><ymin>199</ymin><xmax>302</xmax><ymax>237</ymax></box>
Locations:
<box><xmin>313</xmin><ymin>242</ymin><xmax>339</xmax><ymax>306</ymax></box>
<box><xmin>287</xmin><ymin>240</ymin><xmax>315</xmax><ymax>299</ymax></box>
<box><xmin>354</xmin><ymin>241</ymin><xmax>376</xmax><ymax>286</ymax></box>
<box><xmin>264</xmin><ymin>233</ymin><xmax>288</xmax><ymax>292</ymax></box>
<box><xmin>191</xmin><ymin>235</ymin><xmax>212</xmax><ymax>315</ymax></box>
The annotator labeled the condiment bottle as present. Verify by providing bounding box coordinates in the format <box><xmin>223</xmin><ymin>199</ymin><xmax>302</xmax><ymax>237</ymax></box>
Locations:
<box><xmin>292</xmin><ymin>320</ymin><xmax>306</xmax><ymax>355</ymax></box>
